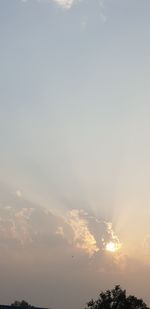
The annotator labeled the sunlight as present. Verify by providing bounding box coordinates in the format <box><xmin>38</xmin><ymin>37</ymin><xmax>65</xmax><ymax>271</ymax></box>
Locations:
<box><xmin>105</xmin><ymin>241</ymin><xmax>121</xmax><ymax>253</ymax></box>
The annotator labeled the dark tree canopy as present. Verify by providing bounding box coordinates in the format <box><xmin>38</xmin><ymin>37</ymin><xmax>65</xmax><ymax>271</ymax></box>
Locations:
<box><xmin>11</xmin><ymin>301</ymin><xmax>33</xmax><ymax>309</ymax></box>
<box><xmin>86</xmin><ymin>285</ymin><xmax>149</xmax><ymax>309</ymax></box>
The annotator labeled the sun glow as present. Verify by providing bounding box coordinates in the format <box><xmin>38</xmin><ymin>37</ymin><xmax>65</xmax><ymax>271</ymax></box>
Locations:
<box><xmin>105</xmin><ymin>241</ymin><xmax>121</xmax><ymax>253</ymax></box>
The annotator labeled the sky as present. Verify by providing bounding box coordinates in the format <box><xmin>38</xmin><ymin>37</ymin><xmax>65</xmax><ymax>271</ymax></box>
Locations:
<box><xmin>1</xmin><ymin>0</ymin><xmax>150</xmax><ymax>308</ymax></box>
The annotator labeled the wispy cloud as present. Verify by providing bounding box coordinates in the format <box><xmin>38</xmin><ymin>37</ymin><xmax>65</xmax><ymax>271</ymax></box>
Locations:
<box><xmin>53</xmin><ymin>0</ymin><xmax>74</xmax><ymax>9</ymax></box>
<box><xmin>21</xmin><ymin>0</ymin><xmax>75</xmax><ymax>9</ymax></box>
<box><xmin>20</xmin><ymin>0</ymin><xmax>108</xmax><ymax>15</ymax></box>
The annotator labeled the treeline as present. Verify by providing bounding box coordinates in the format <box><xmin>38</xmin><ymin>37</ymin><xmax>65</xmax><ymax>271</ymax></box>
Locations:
<box><xmin>11</xmin><ymin>301</ymin><xmax>34</xmax><ymax>309</ymax></box>
<box><xmin>8</xmin><ymin>285</ymin><xmax>150</xmax><ymax>309</ymax></box>
<box><xmin>86</xmin><ymin>285</ymin><xmax>149</xmax><ymax>309</ymax></box>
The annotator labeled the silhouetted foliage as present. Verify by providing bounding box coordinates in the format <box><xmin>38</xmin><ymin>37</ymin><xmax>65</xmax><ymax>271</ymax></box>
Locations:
<box><xmin>85</xmin><ymin>285</ymin><xmax>149</xmax><ymax>309</ymax></box>
<box><xmin>11</xmin><ymin>301</ymin><xmax>33</xmax><ymax>309</ymax></box>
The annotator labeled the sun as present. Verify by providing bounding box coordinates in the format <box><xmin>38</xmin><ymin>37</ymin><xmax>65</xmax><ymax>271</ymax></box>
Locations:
<box><xmin>105</xmin><ymin>241</ymin><xmax>121</xmax><ymax>253</ymax></box>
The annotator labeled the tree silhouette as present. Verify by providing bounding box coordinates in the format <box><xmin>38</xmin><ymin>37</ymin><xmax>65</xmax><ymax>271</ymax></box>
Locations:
<box><xmin>85</xmin><ymin>285</ymin><xmax>149</xmax><ymax>309</ymax></box>
<box><xmin>11</xmin><ymin>301</ymin><xmax>33</xmax><ymax>309</ymax></box>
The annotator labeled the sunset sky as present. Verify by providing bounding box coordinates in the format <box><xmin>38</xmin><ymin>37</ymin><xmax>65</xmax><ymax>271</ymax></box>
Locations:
<box><xmin>1</xmin><ymin>0</ymin><xmax>150</xmax><ymax>308</ymax></box>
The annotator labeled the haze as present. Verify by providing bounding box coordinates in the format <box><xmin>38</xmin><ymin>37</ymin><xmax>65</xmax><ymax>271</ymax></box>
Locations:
<box><xmin>0</xmin><ymin>1</ymin><xmax>150</xmax><ymax>309</ymax></box>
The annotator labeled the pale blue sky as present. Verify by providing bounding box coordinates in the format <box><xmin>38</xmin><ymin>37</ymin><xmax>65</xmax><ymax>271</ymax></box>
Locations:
<box><xmin>0</xmin><ymin>1</ymin><xmax>150</xmax><ymax>308</ymax></box>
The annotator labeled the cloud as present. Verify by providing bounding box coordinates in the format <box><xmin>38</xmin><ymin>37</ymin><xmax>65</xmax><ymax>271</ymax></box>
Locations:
<box><xmin>0</xmin><ymin>207</ymin><xmax>35</xmax><ymax>245</ymax></box>
<box><xmin>20</xmin><ymin>0</ymin><xmax>108</xmax><ymax>16</ymax></box>
<box><xmin>53</xmin><ymin>0</ymin><xmax>74</xmax><ymax>9</ymax></box>
<box><xmin>102</xmin><ymin>221</ymin><xmax>122</xmax><ymax>250</ymax></box>
<box><xmin>56</xmin><ymin>226</ymin><xmax>65</xmax><ymax>237</ymax></box>
<box><xmin>21</xmin><ymin>0</ymin><xmax>75</xmax><ymax>9</ymax></box>
<box><xmin>0</xmin><ymin>182</ymin><xmax>122</xmax><ymax>259</ymax></box>
<box><xmin>15</xmin><ymin>207</ymin><xmax>35</xmax><ymax>220</ymax></box>
<box><xmin>66</xmin><ymin>209</ymin><xmax>99</xmax><ymax>256</ymax></box>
